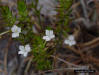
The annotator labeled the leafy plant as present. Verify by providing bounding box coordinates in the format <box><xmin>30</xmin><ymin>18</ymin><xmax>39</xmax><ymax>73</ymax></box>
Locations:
<box><xmin>0</xmin><ymin>0</ymin><xmax>73</xmax><ymax>71</ymax></box>
<box><xmin>32</xmin><ymin>36</ymin><xmax>52</xmax><ymax>70</ymax></box>
<box><xmin>17</xmin><ymin>1</ymin><xmax>30</xmax><ymax>22</ymax></box>
<box><xmin>56</xmin><ymin>0</ymin><xmax>73</xmax><ymax>35</ymax></box>
<box><xmin>0</xmin><ymin>6</ymin><xmax>16</xmax><ymax>26</ymax></box>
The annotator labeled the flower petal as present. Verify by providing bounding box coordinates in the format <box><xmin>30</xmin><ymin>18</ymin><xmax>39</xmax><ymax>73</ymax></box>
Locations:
<box><xmin>19</xmin><ymin>45</ymin><xmax>25</xmax><ymax>51</ymax></box>
<box><xmin>43</xmin><ymin>36</ymin><xmax>51</xmax><ymax>41</ymax></box>
<box><xmin>49</xmin><ymin>30</ymin><xmax>53</xmax><ymax>35</ymax></box>
<box><xmin>68</xmin><ymin>40</ymin><xmax>76</xmax><ymax>46</ymax></box>
<box><xmin>12</xmin><ymin>33</ymin><xmax>19</xmax><ymax>38</ymax></box>
<box><xmin>71</xmin><ymin>41</ymin><xmax>76</xmax><ymax>45</ymax></box>
<box><xmin>46</xmin><ymin>38</ymin><xmax>51</xmax><ymax>41</ymax></box>
<box><xmin>25</xmin><ymin>44</ymin><xmax>31</xmax><ymax>52</ymax></box>
<box><xmin>68</xmin><ymin>35</ymin><xmax>74</xmax><ymax>40</ymax></box>
<box><xmin>18</xmin><ymin>50</ymin><xmax>24</xmax><ymax>54</ymax></box>
<box><xmin>68</xmin><ymin>42</ymin><xmax>73</xmax><ymax>46</ymax></box>
<box><xmin>17</xmin><ymin>27</ymin><xmax>21</xmax><ymax>33</ymax></box>
<box><xmin>64</xmin><ymin>40</ymin><xmax>70</xmax><ymax>44</ymax></box>
<box><xmin>11</xmin><ymin>25</ymin><xmax>18</xmax><ymax>32</ymax></box>
<box><xmin>23</xmin><ymin>52</ymin><xmax>28</xmax><ymax>57</ymax></box>
<box><xmin>43</xmin><ymin>36</ymin><xmax>47</xmax><ymax>39</ymax></box>
<box><xmin>45</xmin><ymin>30</ymin><xmax>50</xmax><ymax>36</ymax></box>
<box><xmin>50</xmin><ymin>34</ymin><xmax>55</xmax><ymax>39</ymax></box>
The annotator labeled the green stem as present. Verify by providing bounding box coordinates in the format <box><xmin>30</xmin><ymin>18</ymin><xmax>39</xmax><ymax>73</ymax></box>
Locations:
<box><xmin>44</xmin><ymin>41</ymin><xmax>46</xmax><ymax>46</ymax></box>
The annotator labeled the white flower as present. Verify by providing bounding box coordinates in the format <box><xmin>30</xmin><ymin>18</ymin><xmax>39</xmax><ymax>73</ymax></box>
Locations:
<box><xmin>43</xmin><ymin>30</ymin><xmax>55</xmax><ymax>41</ymax></box>
<box><xmin>11</xmin><ymin>25</ymin><xmax>21</xmax><ymax>38</ymax></box>
<box><xmin>18</xmin><ymin>44</ymin><xmax>31</xmax><ymax>57</ymax></box>
<box><xmin>64</xmin><ymin>35</ymin><xmax>76</xmax><ymax>46</ymax></box>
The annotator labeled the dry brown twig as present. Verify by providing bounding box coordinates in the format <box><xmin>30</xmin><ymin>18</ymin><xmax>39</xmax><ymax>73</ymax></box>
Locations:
<box><xmin>4</xmin><ymin>34</ymin><xmax>12</xmax><ymax>75</ymax></box>
<box><xmin>66</xmin><ymin>46</ymin><xmax>99</xmax><ymax>67</ymax></box>
<box><xmin>78</xmin><ymin>37</ymin><xmax>99</xmax><ymax>50</ymax></box>
<box><xmin>71</xmin><ymin>2</ymin><xmax>80</xmax><ymax>9</ymax></box>
<box><xmin>51</xmin><ymin>55</ymin><xmax>83</xmax><ymax>68</ymax></box>
<box><xmin>24</xmin><ymin>58</ymin><xmax>33</xmax><ymax>75</ymax></box>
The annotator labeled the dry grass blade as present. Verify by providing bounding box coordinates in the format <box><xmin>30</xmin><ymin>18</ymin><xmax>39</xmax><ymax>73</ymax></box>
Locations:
<box><xmin>4</xmin><ymin>34</ymin><xmax>12</xmax><ymax>75</ymax></box>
